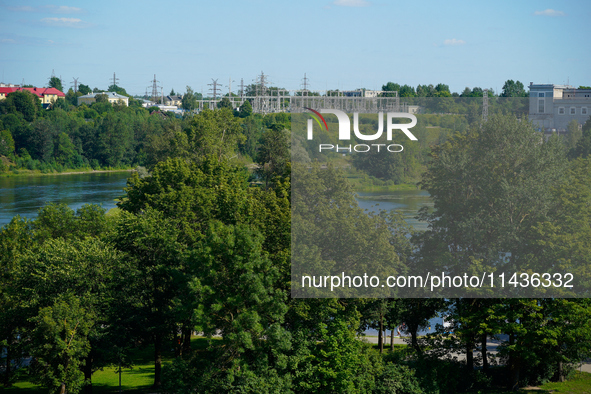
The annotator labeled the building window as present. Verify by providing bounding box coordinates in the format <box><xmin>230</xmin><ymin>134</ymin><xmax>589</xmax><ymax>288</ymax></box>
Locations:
<box><xmin>570</xmin><ymin>107</ymin><xmax>576</xmax><ymax>115</ymax></box>
<box><xmin>582</xmin><ymin>107</ymin><xmax>588</xmax><ymax>115</ymax></box>
<box><xmin>538</xmin><ymin>99</ymin><xmax>544</xmax><ymax>113</ymax></box>
<box><xmin>538</xmin><ymin>92</ymin><xmax>545</xmax><ymax>97</ymax></box>
<box><xmin>559</xmin><ymin>107</ymin><xmax>565</xmax><ymax>115</ymax></box>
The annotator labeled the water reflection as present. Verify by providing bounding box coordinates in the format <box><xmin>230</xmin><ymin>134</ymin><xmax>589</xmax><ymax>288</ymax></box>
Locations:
<box><xmin>0</xmin><ymin>172</ymin><xmax>131</xmax><ymax>226</ymax></box>
<box><xmin>355</xmin><ymin>189</ymin><xmax>432</xmax><ymax>231</ymax></box>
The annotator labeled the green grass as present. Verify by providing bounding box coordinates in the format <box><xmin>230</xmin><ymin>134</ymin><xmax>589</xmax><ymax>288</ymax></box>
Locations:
<box><xmin>1</xmin><ymin>337</ymin><xmax>214</xmax><ymax>393</ymax></box>
<box><xmin>525</xmin><ymin>371</ymin><xmax>591</xmax><ymax>393</ymax></box>
<box><xmin>0</xmin><ymin>167</ymin><xmax>133</xmax><ymax>178</ymax></box>
<box><xmin>464</xmin><ymin>371</ymin><xmax>591</xmax><ymax>394</ymax></box>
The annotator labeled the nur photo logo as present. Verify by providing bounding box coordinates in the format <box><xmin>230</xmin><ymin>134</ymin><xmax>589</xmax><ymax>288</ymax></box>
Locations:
<box><xmin>304</xmin><ymin>107</ymin><xmax>418</xmax><ymax>153</ymax></box>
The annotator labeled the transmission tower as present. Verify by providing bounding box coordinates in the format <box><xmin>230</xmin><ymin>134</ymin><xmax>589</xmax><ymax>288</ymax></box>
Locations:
<box><xmin>150</xmin><ymin>74</ymin><xmax>160</xmax><ymax>102</ymax></box>
<box><xmin>482</xmin><ymin>89</ymin><xmax>489</xmax><ymax>122</ymax></box>
<box><xmin>71</xmin><ymin>77</ymin><xmax>79</xmax><ymax>93</ymax></box>
<box><xmin>228</xmin><ymin>77</ymin><xmax>235</xmax><ymax>97</ymax></box>
<box><xmin>110</xmin><ymin>72</ymin><xmax>120</xmax><ymax>88</ymax></box>
<box><xmin>208</xmin><ymin>79</ymin><xmax>222</xmax><ymax>100</ymax></box>
<box><xmin>254</xmin><ymin>71</ymin><xmax>269</xmax><ymax>96</ymax></box>
<box><xmin>239</xmin><ymin>78</ymin><xmax>245</xmax><ymax>97</ymax></box>
<box><xmin>301</xmin><ymin>73</ymin><xmax>309</xmax><ymax>95</ymax></box>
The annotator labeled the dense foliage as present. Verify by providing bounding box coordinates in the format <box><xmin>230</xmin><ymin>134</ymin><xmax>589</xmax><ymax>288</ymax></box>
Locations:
<box><xmin>1</xmin><ymin>84</ymin><xmax>591</xmax><ymax>393</ymax></box>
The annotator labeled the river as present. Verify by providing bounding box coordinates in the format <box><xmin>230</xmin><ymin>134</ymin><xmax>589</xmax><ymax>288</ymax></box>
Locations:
<box><xmin>0</xmin><ymin>171</ymin><xmax>131</xmax><ymax>227</ymax></box>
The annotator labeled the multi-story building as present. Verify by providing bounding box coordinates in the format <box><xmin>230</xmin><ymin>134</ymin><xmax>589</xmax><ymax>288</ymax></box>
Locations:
<box><xmin>0</xmin><ymin>86</ymin><xmax>65</xmax><ymax>108</ymax></box>
<box><xmin>77</xmin><ymin>92</ymin><xmax>129</xmax><ymax>106</ymax></box>
<box><xmin>528</xmin><ymin>83</ymin><xmax>591</xmax><ymax>133</ymax></box>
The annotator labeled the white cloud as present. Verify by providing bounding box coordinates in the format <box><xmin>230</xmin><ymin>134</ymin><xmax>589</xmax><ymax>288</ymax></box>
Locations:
<box><xmin>5</xmin><ymin>5</ymin><xmax>83</xmax><ymax>14</ymax></box>
<box><xmin>333</xmin><ymin>0</ymin><xmax>370</xmax><ymax>7</ymax></box>
<box><xmin>40</xmin><ymin>17</ymin><xmax>88</xmax><ymax>28</ymax></box>
<box><xmin>45</xmin><ymin>5</ymin><xmax>83</xmax><ymax>14</ymax></box>
<box><xmin>534</xmin><ymin>9</ymin><xmax>565</xmax><ymax>17</ymax></box>
<box><xmin>6</xmin><ymin>6</ymin><xmax>36</xmax><ymax>12</ymax></box>
<box><xmin>443</xmin><ymin>38</ymin><xmax>466</xmax><ymax>46</ymax></box>
<box><xmin>1</xmin><ymin>38</ymin><xmax>16</xmax><ymax>43</ymax></box>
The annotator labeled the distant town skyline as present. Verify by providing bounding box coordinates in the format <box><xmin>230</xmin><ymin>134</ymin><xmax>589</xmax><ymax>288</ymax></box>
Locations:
<box><xmin>1</xmin><ymin>0</ymin><xmax>589</xmax><ymax>96</ymax></box>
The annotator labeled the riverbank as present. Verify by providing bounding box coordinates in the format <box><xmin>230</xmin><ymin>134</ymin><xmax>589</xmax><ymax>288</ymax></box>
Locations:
<box><xmin>0</xmin><ymin>167</ymin><xmax>134</xmax><ymax>178</ymax></box>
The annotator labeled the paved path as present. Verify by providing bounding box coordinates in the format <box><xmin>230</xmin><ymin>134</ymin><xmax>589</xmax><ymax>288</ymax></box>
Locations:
<box><xmin>359</xmin><ymin>336</ymin><xmax>591</xmax><ymax>373</ymax></box>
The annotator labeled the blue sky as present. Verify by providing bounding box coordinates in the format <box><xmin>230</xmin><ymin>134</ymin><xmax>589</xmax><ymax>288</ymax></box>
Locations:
<box><xmin>1</xmin><ymin>0</ymin><xmax>589</xmax><ymax>96</ymax></box>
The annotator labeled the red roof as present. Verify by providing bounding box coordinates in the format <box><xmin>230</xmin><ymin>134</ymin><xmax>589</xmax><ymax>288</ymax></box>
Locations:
<box><xmin>0</xmin><ymin>87</ymin><xmax>65</xmax><ymax>97</ymax></box>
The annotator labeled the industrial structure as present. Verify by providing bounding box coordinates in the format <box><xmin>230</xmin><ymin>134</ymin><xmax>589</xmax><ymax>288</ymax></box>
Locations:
<box><xmin>528</xmin><ymin>83</ymin><xmax>591</xmax><ymax>133</ymax></box>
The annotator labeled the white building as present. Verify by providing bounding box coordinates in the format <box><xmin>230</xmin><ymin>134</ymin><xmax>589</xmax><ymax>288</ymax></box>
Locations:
<box><xmin>528</xmin><ymin>83</ymin><xmax>591</xmax><ymax>133</ymax></box>
<box><xmin>77</xmin><ymin>92</ymin><xmax>129</xmax><ymax>106</ymax></box>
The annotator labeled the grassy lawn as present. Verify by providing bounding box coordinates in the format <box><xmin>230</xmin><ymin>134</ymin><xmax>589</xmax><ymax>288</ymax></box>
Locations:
<box><xmin>2</xmin><ymin>337</ymin><xmax>212</xmax><ymax>393</ymax></box>
<box><xmin>522</xmin><ymin>371</ymin><xmax>591</xmax><ymax>393</ymax></box>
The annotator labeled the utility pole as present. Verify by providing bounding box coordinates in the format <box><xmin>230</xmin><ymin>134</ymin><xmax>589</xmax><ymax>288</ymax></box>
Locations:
<box><xmin>239</xmin><ymin>78</ymin><xmax>244</xmax><ymax>98</ymax></box>
<box><xmin>110</xmin><ymin>72</ymin><xmax>120</xmax><ymax>88</ymax></box>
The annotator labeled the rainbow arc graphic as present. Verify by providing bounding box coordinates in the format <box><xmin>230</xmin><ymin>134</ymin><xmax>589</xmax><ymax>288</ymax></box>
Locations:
<box><xmin>304</xmin><ymin>107</ymin><xmax>328</xmax><ymax>131</ymax></box>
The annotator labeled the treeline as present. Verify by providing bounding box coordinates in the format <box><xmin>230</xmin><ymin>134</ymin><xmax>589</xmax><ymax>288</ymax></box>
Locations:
<box><xmin>381</xmin><ymin>79</ymin><xmax>529</xmax><ymax>98</ymax></box>
<box><xmin>0</xmin><ymin>89</ymin><xmax>287</xmax><ymax>175</ymax></box>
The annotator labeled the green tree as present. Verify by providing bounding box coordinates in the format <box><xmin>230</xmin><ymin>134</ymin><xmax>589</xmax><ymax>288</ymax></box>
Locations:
<box><xmin>0</xmin><ymin>129</ymin><xmax>15</xmax><ymax>157</ymax></box>
<box><xmin>237</xmin><ymin>99</ymin><xmax>253</xmax><ymax>118</ymax></box>
<box><xmin>144</xmin><ymin>121</ymin><xmax>189</xmax><ymax>168</ymax></box>
<box><xmin>29</xmin><ymin>295</ymin><xmax>93</xmax><ymax>394</ymax></box>
<box><xmin>434</xmin><ymin>83</ymin><xmax>451</xmax><ymax>97</ymax></box>
<box><xmin>181</xmin><ymin>86</ymin><xmax>198</xmax><ymax>112</ymax></box>
<box><xmin>382</xmin><ymin>82</ymin><xmax>401</xmax><ymax>97</ymax></box>
<box><xmin>256</xmin><ymin>128</ymin><xmax>290</xmax><ymax>187</ymax></box>
<box><xmin>217</xmin><ymin>96</ymin><xmax>233</xmax><ymax>110</ymax></box>
<box><xmin>48</xmin><ymin>76</ymin><xmax>63</xmax><ymax>92</ymax></box>
<box><xmin>417</xmin><ymin>114</ymin><xmax>567</xmax><ymax>296</ymax></box>
<box><xmin>94</xmin><ymin>94</ymin><xmax>108</xmax><ymax>103</ymax></box>
<box><xmin>54</xmin><ymin>132</ymin><xmax>77</xmax><ymax>165</ymax></box>
<box><xmin>0</xmin><ymin>216</ymin><xmax>35</xmax><ymax>386</ymax></box>
<box><xmin>500</xmin><ymin>79</ymin><xmax>527</xmax><ymax>97</ymax></box>
<box><xmin>4</xmin><ymin>90</ymin><xmax>43</xmax><ymax>122</ymax></box>
<box><xmin>107</xmin><ymin>85</ymin><xmax>129</xmax><ymax>97</ymax></box>
<box><xmin>110</xmin><ymin>209</ymin><xmax>187</xmax><ymax>388</ymax></box>
<box><xmin>185</xmin><ymin>108</ymin><xmax>245</xmax><ymax>162</ymax></box>
<box><xmin>565</xmin><ymin>119</ymin><xmax>582</xmax><ymax>152</ymax></box>
<box><xmin>78</xmin><ymin>84</ymin><xmax>92</xmax><ymax>95</ymax></box>
<box><xmin>18</xmin><ymin>235</ymin><xmax>119</xmax><ymax>392</ymax></box>
<box><xmin>570</xmin><ymin>117</ymin><xmax>591</xmax><ymax>158</ymax></box>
